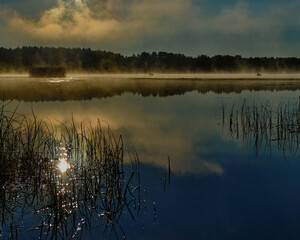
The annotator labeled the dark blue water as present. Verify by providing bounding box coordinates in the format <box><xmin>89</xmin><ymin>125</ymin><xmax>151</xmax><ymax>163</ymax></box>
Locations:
<box><xmin>1</xmin><ymin>77</ymin><xmax>300</xmax><ymax>239</ymax></box>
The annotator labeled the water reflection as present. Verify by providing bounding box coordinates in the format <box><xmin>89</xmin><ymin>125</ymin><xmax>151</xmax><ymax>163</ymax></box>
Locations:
<box><xmin>57</xmin><ymin>145</ymin><xmax>71</xmax><ymax>173</ymax></box>
<box><xmin>2</xmin><ymin>77</ymin><xmax>300</xmax><ymax>239</ymax></box>
<box><xmin>0</xmin><ymin>105</ymin><xmax>144</xmax><ymax>239</ymax></box>
<box><xmin>1</xmin><ymin>76</ymin><xmax>300</xmax><ymax>101</ymax></box>
<box><xmin>2</xmin><ymin>93</ymin><xmax>225</xmax><ymax>176</ymax></box>
<box><xmin>222</xmin><ymin>98</ymin><xmax>300</xmax><ymax>158</ymax></box>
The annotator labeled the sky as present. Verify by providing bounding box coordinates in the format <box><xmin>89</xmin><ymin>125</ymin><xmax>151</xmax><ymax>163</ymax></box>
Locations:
<box><xmin>0</xmin><ymin>0</ymin><xmax>299</xmax><ymax>57</ymax></box>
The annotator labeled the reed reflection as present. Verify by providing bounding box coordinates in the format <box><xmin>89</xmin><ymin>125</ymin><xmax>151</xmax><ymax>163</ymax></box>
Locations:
<box><xmin>0</xmin><ymin>104</ymin><xmax>144</xmax><ymax>239</ymax></box>
<box><xmin>222</xmin><ymin>98</ymin><xmax>300</xmax><ymax>158</ymax></box>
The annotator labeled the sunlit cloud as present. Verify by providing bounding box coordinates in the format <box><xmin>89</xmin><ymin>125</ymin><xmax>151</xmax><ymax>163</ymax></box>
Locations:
<box><xmin>0</xmin><ymin>1</ymin><xmax>120</xmax><ymax>42</ymax></box>
<box><xmin>0</xmin><ymin>0</ymin><xmax>190</xmax><ymax>44</ymax></box>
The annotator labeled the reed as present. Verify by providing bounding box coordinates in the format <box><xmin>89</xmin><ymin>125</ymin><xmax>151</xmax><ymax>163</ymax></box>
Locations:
<box><xmin>0</xmin><ymin>103</ymin><xmax>143</xmax><ymax>239</ymax></box>
<box><xmin>221</xmin><ymin>98</ymin><xmax>300</xmax><ymax>158</ymax></box>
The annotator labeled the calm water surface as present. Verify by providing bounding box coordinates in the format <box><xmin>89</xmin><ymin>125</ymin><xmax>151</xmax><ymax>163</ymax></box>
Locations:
<box><xmin>1</xmin><ymin>76</ymin><xmax>300</xmax><ymax>239</ymax></box>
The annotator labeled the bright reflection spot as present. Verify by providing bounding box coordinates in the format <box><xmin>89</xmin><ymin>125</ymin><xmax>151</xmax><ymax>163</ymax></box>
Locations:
<box><xmin>57</xmin><ymin>145</ymin><xmax>71</xmax><ymax>173</ymax></box>
<box><xmin>58</xmin><ymin>157</ymin><xmax>70</xmax><ymax>173</ymax></box>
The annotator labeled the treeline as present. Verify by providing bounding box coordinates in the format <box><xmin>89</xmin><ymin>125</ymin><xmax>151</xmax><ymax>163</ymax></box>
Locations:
<box><xmin>0</xmin><ymin>46</ymin><xmax>299</xmax><ymax>73</ymax></box>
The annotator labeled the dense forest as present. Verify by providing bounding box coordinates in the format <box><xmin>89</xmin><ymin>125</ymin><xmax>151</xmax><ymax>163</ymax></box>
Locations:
<box><xmin>0</xmin><ymin>46</ymin><xmax>299</xmax><ymax>73</ymax></box>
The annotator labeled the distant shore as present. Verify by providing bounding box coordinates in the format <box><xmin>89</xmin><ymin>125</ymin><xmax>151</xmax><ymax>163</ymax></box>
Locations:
<box><xmin>1</xmin><ymin>73</ymin><xmax>300</xmax><ymax>81</ymax></box>
<box><xmin>1</xmin><ymin>47</ymin><xmax>300</xmax><ymax>74</ymax></box>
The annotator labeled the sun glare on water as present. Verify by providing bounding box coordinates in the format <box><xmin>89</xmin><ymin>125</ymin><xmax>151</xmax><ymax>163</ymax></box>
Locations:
<box><xmin>58</xmin><ymin>158</ymin><xmax>70</xmax><ymax>173</ymax></box>
<box><xmin>57</xmin><ymin>146</ymin><xmax>71</xmax><ymax>173</ymax></box>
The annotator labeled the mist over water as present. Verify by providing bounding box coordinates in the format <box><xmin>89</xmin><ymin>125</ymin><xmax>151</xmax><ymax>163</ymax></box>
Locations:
<box><xmin>1</xmin><ymin>73</ymin><xmax>300</xmax><ymax>101</ymax></box>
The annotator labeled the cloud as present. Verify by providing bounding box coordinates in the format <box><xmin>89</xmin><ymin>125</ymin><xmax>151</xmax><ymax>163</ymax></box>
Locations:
<box><xmin>0</xmin><ymin>0</ymin><xmax>299</xmax><ymax>56</ymax></box>
<box><xmin>0</xmin><ymin>1</ymin><xmax>120</xmax><ymax>42</ymax></box>
<box><xmin>211</xmin><ymin>2</ymin><xmax>272</xmax><ymax>34</ymax></box>
<box><xmin>208</xmin><ymin>1</ymin><xmax>299</xmax><ymax>35</ymax></box>
<box><xmin>0</xmin><ymin>0</ymin><xmax>191</xmax><ymax>45</ymax></box>
<box><xmin>187</xmin><ymin>1</ymin><xmax>300</xmax><ymax>56</ymax></box>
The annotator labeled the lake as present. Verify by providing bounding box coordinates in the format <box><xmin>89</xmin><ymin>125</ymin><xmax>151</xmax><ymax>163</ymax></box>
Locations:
<box><xmin>1</xmin><ymin>74</ymin><xmax>300</xmax><ymax>239</ymax></box>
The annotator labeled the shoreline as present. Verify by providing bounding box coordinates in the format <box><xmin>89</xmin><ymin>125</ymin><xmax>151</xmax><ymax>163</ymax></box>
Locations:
<box><xmin>0</xmin><ymin>73</ymin><xmax>300</xmax><ymax>81</ymax></box>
